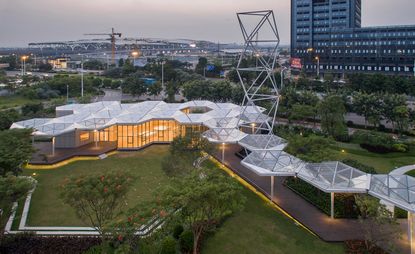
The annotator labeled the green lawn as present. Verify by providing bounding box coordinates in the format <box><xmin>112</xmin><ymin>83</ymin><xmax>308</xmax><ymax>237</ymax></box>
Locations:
<box><xmin>202</xmin><ymin>188</ymin><xmax>344</xmax><ymax>254</ymax></box>
<box><xmin>18</xmin><ymin>145</ymin><xmax>344</xmax><ymax>253</ymax></box>
<box><xmin>333</xmin><ymin>142</ymin><xmax>415</xmax><ymax>174</ymax></box>
<box><xmin>22</xmin><ymin>145</ymin><xmax>171</xmax><ymax>226</ymax></box>
<box><xmin>0</xmin><ymin>95</ymin><xmax>40</xmax><ymax>109</ymax></box>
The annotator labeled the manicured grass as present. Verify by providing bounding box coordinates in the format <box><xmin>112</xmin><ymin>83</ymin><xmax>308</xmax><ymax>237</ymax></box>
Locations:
<box><xmin>333</xmin><ymin>142</ymin><xmax>415</xmax><ymax>174</ymax></box>
<box><xmin>0</xmin><ymin>95</ymin><xmax>40</xmax><ymax>109</ymax></box>
<box><xmin>22</xmin><ymin>145</ymin><xmax>171</xmax><ymax>227</ymax></box>
<box><xmin>202</xmin><ymin>188</ymin><xmax>344</xmax><ymax>254</ymax></box>
<box><xmin>406</xmin><ymin>170</ymin><xmax>415</xmax><ymax>177</ymax></box>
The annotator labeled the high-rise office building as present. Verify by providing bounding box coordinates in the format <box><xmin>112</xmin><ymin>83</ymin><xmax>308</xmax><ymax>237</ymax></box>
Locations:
<box><xmin>291</xmin><ymin>0</ymin><xmax>415</xmax><ymax>76</ymax></box>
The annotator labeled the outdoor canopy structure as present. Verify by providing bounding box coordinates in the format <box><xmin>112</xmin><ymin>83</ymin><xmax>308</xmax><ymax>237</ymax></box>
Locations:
<box><xmin>9</xmin><ymin>9</ymin><xmax>415</xmax><ymax>252</ymax></box>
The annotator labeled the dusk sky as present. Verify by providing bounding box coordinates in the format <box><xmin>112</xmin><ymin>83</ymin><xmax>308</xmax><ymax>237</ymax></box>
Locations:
<box><xmin>1</xmin><ymin>0</ymin><xmax>415</xmax><ymax>47</ymax></box>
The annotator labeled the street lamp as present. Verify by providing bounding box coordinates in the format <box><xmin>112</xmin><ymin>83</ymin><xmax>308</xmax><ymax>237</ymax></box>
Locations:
<box><xmin>131</xmin><ymin>51</ymin><xmax>139</xmax><ymax>67</ymax></box>
<box><xmin>21</xmin><ymin>56</ymin><xmax>28</xmax><ymax>76</ymax></box>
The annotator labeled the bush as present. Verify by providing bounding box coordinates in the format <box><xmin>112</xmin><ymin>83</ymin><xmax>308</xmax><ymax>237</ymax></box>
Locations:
<box><xmin>285</xmin><ymin>178</ymin><xmax>358</xmax><ymax>218</ymax></box>
<box><xmin>394</xmin><ymin>206</ymin><xmax>408</xmax><ymax>219</ymax></box>
<box><xmin>284</xmin><ymin>135</ymin><xmax>334</xmax><ymax>162</ymax></box>
<box><xmin>342</xmin><ymin>159</ymin><xmax>377</xmax><ymax>174</ymax></box>
<box><xmin>160</xmin><ymin>236</ymin><xmax>177</xmax><ymax>254</ymax></box>
<box><xmin>179</xmin><ymin>230</ymin><xmax>194</xmax><ymax>253</ymax></box>
<box><xmin>173</xmin><ymin>224</ymin><xmax>184</xmax><ymax>239</ymax></box>
<box><xmin>392</xmin><ymin>143</ymin><xmax>408</xmax><ymax>153</ymax></box>
<box><xmin>0</xmin><ymin>234</ymin><xmax>101</xmax><ymax>254</ymax></box>
<box><xmin>352</xmin><ymin>130</ymin><xmax>396</xmax><ymax>153</ymax></box>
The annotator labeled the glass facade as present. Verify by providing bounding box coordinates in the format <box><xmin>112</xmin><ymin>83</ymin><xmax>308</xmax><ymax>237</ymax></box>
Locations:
<box><xmin>88</xmin><ymin>121</ymin><xmax>206</xmax><ymax>150</ymax></box>
<box><xmin>291</xmin><ymin>0</ymin><xmax>415</xmax><ymax>76</ymax></box>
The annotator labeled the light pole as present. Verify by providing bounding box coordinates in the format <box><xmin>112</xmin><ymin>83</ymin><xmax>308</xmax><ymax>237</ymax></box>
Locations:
<box><xmin>66</xmin><ymin>84</ymin><xmax>69</xmax><ymax>103</ymax></box>
<box><xmin>131</xmin><ymin>51</ymin><xmax>139</xmax><ymax>67</ymax></box>
<box><xmin>161</xmin><ymin>60</ymin><xmax>165</xmax><ymax>89</ymax></box>
<box><xmin>78</xmin><ymin>54</ymin><xmax>84</xmax><ymax>98</ymax></box>
<box><xmin>21</xmin><ymin>56</ymin><xmax>28</xmax><ymax>76</ymax></box>
<box><xmin>315</xmin><ymin>56</ymin><xmax>320</xmax><ymax>78</ymax></box>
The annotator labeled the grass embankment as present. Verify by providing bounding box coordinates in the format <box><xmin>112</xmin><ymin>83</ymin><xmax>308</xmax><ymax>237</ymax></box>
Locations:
<box><xmin>202</xmin><ymin>188</ymin><xmax>344</xmax><ymax>254</ymax></box>
<box><xmin>332</xmin><ymin>142</ymin><xmax>415</xmax><ymax>174</ymax></box>
<box><xmin>22</xmin><ymin>145</ymin><xmax>170</xmax><ymax>226</ymax></box>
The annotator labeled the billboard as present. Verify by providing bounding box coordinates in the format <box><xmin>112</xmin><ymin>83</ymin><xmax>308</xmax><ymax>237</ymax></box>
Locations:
<box><xmin>290</xmin><ymin>58</ymin><xmax>302</xmax><ymax>69</ymax></box>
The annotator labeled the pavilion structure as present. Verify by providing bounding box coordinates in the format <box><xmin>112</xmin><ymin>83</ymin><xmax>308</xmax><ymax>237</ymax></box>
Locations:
<box><xmin>10</xmin><ymin>9</ymin><xmax>415</xmax><ymax>254</ymax></box>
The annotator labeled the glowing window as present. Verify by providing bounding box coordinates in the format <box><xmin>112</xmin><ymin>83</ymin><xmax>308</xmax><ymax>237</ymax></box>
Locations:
<box><xmin>80</xmin><ymin>132</ymin><xmax>90</xmax><ymax>141</ymax></box>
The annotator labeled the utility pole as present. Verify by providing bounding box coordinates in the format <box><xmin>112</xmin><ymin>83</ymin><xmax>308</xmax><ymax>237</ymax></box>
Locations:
<box><xmin>80</xmin><ymin>54</ymin><xmax>84</xmax><ymax>97</ymax></box>
<box><xmin>161</xmin><ymin>61</ymin><xmax>164</xmax><ymax>89</ymax></box>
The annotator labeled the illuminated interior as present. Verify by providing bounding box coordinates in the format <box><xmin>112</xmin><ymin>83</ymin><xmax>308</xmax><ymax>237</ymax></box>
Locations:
<box><xmin>93</xmin><ymin>121</ymin><xmax>207</xmax><ymax>150</ymax></box>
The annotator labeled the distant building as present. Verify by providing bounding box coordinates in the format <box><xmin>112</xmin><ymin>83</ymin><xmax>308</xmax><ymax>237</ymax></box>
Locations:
<box><xmin>48</xmin><ymin>57</ymin><xmax>69</xmax><ymax>69</ymax></box>
<box><xmin>0</xmin><ymin>63</ymin><xmax>10</xmax><ymax>69</ymax></box>
<box><xmin>291</xmin><ymin>0</ymin><xmax>415</xmax><ymax>76</ymax></box>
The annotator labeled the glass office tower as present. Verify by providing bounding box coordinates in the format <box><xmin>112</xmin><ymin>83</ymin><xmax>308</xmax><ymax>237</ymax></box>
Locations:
<box><xmin>291</xmin><ymin>0</ymin><xmax>415</xmax><ymax>76</ymax></box>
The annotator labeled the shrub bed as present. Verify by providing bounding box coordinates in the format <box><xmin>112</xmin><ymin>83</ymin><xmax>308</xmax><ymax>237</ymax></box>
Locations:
<box><xmin>285</xmin><ymin>177</ymin><xmax>358</xmax><ymax>218</ymax></box>
<box><xmin>352</xmin><ymin>130</ymin><xmax>407</xmax><ymax>153</ymax></box>
<box><xmin>0</xmin><ymin>234</ymin><xmax>101</xmax><ymax>254</ymax></box>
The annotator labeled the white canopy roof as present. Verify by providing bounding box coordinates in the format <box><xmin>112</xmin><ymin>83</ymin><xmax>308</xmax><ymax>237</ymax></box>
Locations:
<box><xmin>11</xmin><ymin>101</ymin><xmax>244</xmax><ymax>137</ymax></box>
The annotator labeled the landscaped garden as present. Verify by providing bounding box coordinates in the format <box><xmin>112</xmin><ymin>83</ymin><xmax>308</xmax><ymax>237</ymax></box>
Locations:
<box><xmin>20</xmin><ymin>145</ymin><xmax>171</xmax><ymax>227</ymax></box>
<box><xmin>2</xmin><ymin>142</ymin><xmax>346</xmax><ymax>254</ymax></box>
<box><xmin>202</xmin><ymin>188</ymin><xmax>345</xmax><ymax>254</ymax></box>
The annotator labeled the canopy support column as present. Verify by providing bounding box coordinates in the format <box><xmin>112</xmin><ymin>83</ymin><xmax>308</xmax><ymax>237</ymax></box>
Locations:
<box><xmin>52</xmin><ymin>137</ymin><xmax>55</xmax><ymax>157</ymax></box>
<box><xmin>330</xmin><ymin>192</ymin><xmax>335</xmax><ymax>219</ymax></box>
<box><xmin>221</xmin><ymin>143</ymin><xmax>225</xmax><ymax>162</ymax></box>
<box><xmin>270</xmin><ymin>176</ymin><xmax>275</xmax><ymax>202</ymax></box>
<box><xmin>408</xmin><ymin>212</ymin><xmax>415</xmax><ymax>254</ymax></box>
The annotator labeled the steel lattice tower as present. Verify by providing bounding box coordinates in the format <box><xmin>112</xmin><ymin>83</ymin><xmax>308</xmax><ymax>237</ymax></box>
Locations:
<box><xmin>236</xmin><ymin>10</ymin><xmax>281</xmax><ymax>135</ymax></box>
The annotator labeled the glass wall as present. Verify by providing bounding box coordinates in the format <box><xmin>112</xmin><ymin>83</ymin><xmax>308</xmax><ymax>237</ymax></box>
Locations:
<box><xmin>93</xmin><ymin>121</ymin><xmax>207</xmax><ymax>150</ymax></box>
<box><xmin>117</xmin><ymin>120</ymin><xmax>181</xmax><ymax>149</ymax></box>
<box><xmin>97</xmin><ymin>126</ymin><xmax>117</xmax><ymax>142</ymax></box>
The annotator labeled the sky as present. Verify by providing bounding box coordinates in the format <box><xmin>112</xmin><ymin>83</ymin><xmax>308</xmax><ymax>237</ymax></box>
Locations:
<box><xmin>1</xmin><ymin>0</ymin><xmax>415</xmax><ymax>47</ymax></box>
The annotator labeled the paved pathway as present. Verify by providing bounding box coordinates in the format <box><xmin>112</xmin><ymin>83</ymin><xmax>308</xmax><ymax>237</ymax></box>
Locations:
<box><xmin>213</xmin><ymin>144</ymin><xmax>410</xmax><ymax>253</ymax></box>
<box><xmin>390</xmin><ymin>165</ymin><xmax>415</xmax><ymax>176</ymax></box>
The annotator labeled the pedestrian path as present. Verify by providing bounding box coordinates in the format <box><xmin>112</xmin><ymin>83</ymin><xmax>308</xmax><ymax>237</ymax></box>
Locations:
<box><xmin>212</xmin><ymin>144</ymin><xmax>410</xmax><ymax>253</ymax></box>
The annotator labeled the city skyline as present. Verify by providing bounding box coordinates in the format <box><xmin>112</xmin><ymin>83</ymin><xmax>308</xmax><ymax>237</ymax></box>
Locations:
<box><xmin>1</xmin><ymin>0</ymin><xmax>415</xmax><ymax>47</ymax></box>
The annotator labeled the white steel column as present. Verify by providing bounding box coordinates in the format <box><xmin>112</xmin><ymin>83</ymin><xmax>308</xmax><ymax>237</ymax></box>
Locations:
<box><xmin>408</xmin><ymin>212</ymin><xmax>415</xmax><ymax>254</ymax></box>
<box><xmin>330</xmin><ymin>192</ymin><xmax>335</xmax><ymax>219</ymax></box>
<box><xmin>221</xmin><ymin>143</ymin><xmax>225</xmax><ymax>162</ymax></box>
<box><xmin>270</xmin><ymin>176</ymin><xmax>275</xmax><ymax>202</ymax></box>
<box><xmin>52</xmin><ymin>137</ymin><xmax>55</xmax><ymax>157</ymax></box>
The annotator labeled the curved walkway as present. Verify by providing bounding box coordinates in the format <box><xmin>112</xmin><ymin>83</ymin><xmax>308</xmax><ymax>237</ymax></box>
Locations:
<box><xmin>213</xmin><ymin>144</ymin><xmax>410</xmax><ymax>253</ymax></box>
<box><xmin>390</xmin><ymin>165</ymin><xmax>415</xmax><ymax>176</ymax></box>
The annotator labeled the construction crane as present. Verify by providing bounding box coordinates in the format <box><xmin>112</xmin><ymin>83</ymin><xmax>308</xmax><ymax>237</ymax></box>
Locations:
<box><xmin>84</xmin><ymin>28</ymin><xmax>122</xmax><ymax>65</ymax></box>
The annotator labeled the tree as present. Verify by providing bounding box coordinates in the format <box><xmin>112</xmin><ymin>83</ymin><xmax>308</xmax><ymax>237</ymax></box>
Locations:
<box><xmin>382</xmin><ymin>93</ymin><xmax>407</xmax><ymax>131</ymax></box>
<box><xmin>157</xmin><ymin>169</ymin><xmax>245</xmax><ymax>254</ymax></box>
<box><xmin>148</xmin><ymin>82</ymin><xmax>163</xmax><ymax>99</ymax></box>
<box><xmin>123</xmin><ymin>74</ymin><xmax>147</xmax><ymax>96</ymax></box>
<box><xmin>354</xmin><ymin>195</ymin><xmax>401</xmax><ymax>253</ymax></box>
<box><xmin>60</xmin><ymin>171</ymin><xmax>134</xmax><ymax>239</ymax></box>
<box><xmin>352</xmin><ymin>92</ymin><xmax>382</xmax><ymax>128</ymax></box>
<box><xmin>162</xmin><ymin>133</ymin><xmax>213</xmax><ymax>176</ymax></box>
<box><xmin>0</xmin><ymin>129</ymin><xmax>34</xmax><ymax>176</ymax></box>
<box><xmin>195</xmin><ymin>57</ymin><xmax>208</xmax><ymax>76</ymax></box>
<box><xmin>289</xmin><ymin>104</ymin><xmax>316</xmax><ymax>125</ymax></box>
<box><xmin>318</xmin><ymin>95</ymin><xmax>346</xmax><ymax>137</ymax></box>
<box><xmin>37</xmin><ymin>62</ymin><xmax>53</xmax><ymax>72</ymax></box>
<box><xmin>0</xmin><ymin>175</ymin><xmax>35</xmax><ymax>238</ymax></box>
<box><xmin>0</xmin><ymin>109</ymin><xmax>20</xmax><ymax>131</ymax></box>
<box><xmin>393</xmin><ymin>105</ymin><xmax>410</xmax><ymax>134</ymax></box>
